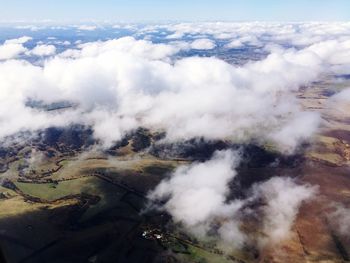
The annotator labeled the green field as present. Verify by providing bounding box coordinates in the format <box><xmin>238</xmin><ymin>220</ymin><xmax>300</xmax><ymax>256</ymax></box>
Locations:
<box><xmin>15</xmin><ymin>177</ymin><xmax>125</xmax><ymax>203</ymax></box>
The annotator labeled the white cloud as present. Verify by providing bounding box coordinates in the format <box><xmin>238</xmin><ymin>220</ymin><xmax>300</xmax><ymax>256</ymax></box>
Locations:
<box><xmin>148</xmin><ymin>150</ymin><xmax>316</xmax><ymax>250</ymax></box>
<box><xmin>149</xmin><ymin>150</ymin><xmax>240</xmax><ymax>226</ymax></box>
<box><xmin>252</xmin><ymin>177</ymin><xmax>316</xmax><ymax>246</ymax></box>
<box><xmin>4</xmin><ymin>36</ymin><xmax>32</xmax><ymax>45</ymax></box>
<box><xmin>0</xmin><ymin>36</ymin><xmax>32</xmax><ymax>60</ymax></box>
<box><xmin>62</xmin><ymin>37</ymin><xmax>180</xmax><ymax>60</ymax></box>
<box><xmin>77</xmin><ymin>25</ymin><xmax>98</xmax><ymax>31</ymax></box>
<box><xmin>158</xmin><ymin>22</ymin><xmax>350</xmax><ymax>48</ymax></box>
<box><xmin>0</xmin><ymin>43</ymin><xmax>27</xmax><ymax>60</ymax></box>
<box><xmin>225</xmin><ymin>39</ymin><xmax>244</xmax><ymax>49</ymax></box>
<box><xmin>29</xmin><ymin>44</ymin><xmax>56</xmax><ymax>57</ymax></box>
<box><xmin>190</xmin><ymin>38</ymin><xmax>216</xmax><ymax>50</ymax></box>
<box><xmin>148</xmin><ymin>150</ymin><xmax>246</xmax><ymax>248</ymax></box>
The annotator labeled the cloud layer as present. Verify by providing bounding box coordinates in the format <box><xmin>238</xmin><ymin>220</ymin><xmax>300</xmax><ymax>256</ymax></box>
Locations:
<box><xmin>0</xmin><ymin>35</ymin><xmax>337</xmax><ymax>152</ymax></box>
<box><xmin>0</xmin><ymin>22</ymin><xmax>349</xmax><ymax>152</ymax></box>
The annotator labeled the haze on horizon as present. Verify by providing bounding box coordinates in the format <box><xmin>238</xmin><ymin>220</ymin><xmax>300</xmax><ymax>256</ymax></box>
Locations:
<box><xmin>0</xmin><ymin>0</ymin><xmax>350</xmax><ymax>23</ymax></box>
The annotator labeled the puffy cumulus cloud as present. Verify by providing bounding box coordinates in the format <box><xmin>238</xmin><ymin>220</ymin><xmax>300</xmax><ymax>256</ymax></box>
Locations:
<box><xmin>0</xmin><ymin>43</ymin><xmax>27</xmax><ymax>60</ymax></box>
<box><xmin>4</xmin><ymin>36</ymin><xmax>32</xmax><ymax>45</ymax></box>
<box><xmin>190</xmin><ymin>38</ymin><xmax>216</xmax><ymax>50</ymax></box>
<box><xmin>29</xmin><ymin>44</ymin><xmax>56</xmax><ymax>57</ymax></box>
<box><xmin>0</xmin><ymin>37</ymin><xmax>32</xmax><ymax>60</ymax></box>
<box><xmin>60</xmin><ymin>36</ymin><xmax>180</xmax><ymax>61</ymax></box>
<box><xmin>251</xmin><ymin>177</ymin><xmax>317</xmax><ymax>247</ymax></box>
<box><xmin>3</xmin><ymin>34</ymin><xmax>350</xmax><ymax>152</ymax></box>
<box><xmin>134</xmin><ymin>45</ymin><xmax>327</xmax><ymax>152</ymax></box>
<box><xmin>306</xmin><ymin>40</ymin><xmax>350</xmax><ymax>66</ymax></box>
<box><xmin>84</xmin><ymin>110</ymin><xmax>139</xmax><ymax>148</ymax></box>
<box><xmin>0</xmin><ymin>59</ymin><xmax>79</xmax><ymax>138</ymax></box>
<box><xmin>148</xmin><ymin>150</ymin><xmax>316</xmax><ymax>250</ymax></box>
<box><xmin>225</xmin><ymin>35</ymin><xmax>262</xmax><ymax>49</ymax></box>
<box><xmin>225</xmin><ymin>39</ymin><xmax>244</xmax><ymax>49</ymax></box>
<box><xmin>148</xmin><ymin>150</ymin><xmax>246</xmax><ymax>248</ymax></box>
<box><xmin>268</xmin><ymin>112</ymin><xmax>320</xmax><ymax>152</ymax></box>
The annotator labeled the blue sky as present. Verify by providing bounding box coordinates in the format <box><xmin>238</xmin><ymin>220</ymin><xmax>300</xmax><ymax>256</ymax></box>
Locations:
<box><xmin>0</xmin><ymin>0</ymin><xmax>349</xmax><ymax>22</ymax></box>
